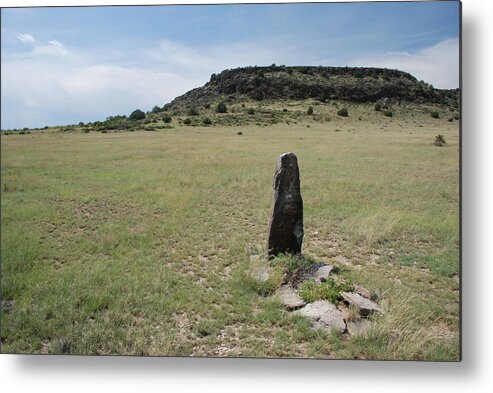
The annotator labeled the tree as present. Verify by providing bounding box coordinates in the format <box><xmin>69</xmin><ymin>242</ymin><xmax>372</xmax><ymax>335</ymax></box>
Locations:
<box><xmin>151</xmin><ymin>105</ymin><xmax>162</xmax><ymax>113</ymax></box>
<box><xmin>129</xmin><ymin>109</ymin><xmax>146</xmax><ymax>120</ymax></box>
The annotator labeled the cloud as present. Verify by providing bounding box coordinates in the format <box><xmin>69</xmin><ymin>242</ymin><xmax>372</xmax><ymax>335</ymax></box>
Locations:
<box><xmin>16</xmin><ymin>33</ymin><xmax>35</xmax><ymax>43</ymax></box>
<box><xmin>1</xmin><ymin>36</ymin><xmax>459</xmax><ymax>129</ymax></box>
<box><xmin>1</xmin><ymin>51</ymin><xmax>203</xmax><ymax>129</ymax></box>
<box><xmin>349</xmin><ymin>38</ymin><xmax>459</xmax><ymax>89</ymax></box>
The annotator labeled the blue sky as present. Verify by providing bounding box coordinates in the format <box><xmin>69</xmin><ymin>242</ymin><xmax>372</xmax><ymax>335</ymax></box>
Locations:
<box><xmin>1</xmin><ymin>1</ymin><xmax>460</xmax><ymax>129</ymax></box>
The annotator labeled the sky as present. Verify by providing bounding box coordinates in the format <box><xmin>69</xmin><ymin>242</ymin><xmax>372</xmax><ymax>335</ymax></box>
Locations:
<box><xmin>1</xmin><ymin>1</ymin><xmax>460</xmax><ymax>129</ymax></box>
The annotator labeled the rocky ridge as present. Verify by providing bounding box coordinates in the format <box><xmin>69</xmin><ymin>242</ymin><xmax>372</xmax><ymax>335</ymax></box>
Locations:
<box><xmin>164</xmin><ymin>65</ymin><xmax>459</xmax><ymax>111</ymax></box>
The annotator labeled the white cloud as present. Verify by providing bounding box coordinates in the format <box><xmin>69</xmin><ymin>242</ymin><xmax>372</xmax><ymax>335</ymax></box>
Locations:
<box><xmin>1</xmin><ymin>51</ymin><xmax>203</xmax><ymax>129</ymax></box>
<box><xmin>16</xmin><ymin>33</ymin><xmax>35</xmax><ymax>43</ymax></box>
<box><xmin>349</xmin><ymin>38</ymin><xmax>459</xmax><ymax>89</ymax></box>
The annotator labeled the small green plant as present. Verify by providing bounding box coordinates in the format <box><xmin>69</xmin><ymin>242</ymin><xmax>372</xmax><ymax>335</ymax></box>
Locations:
<box><xmin>383</xmin><ymin>110</ymin><xmax>393</xmax><ymax>117</ymax></box>
<box><xmin>434</xmin><ymin>134</ymin><xmax>446</xmax><ymax>146</ymax></box>
<box><xmin>307</xmin><ymin>106</ymin><xmax>314</xmax><ymax>115</ymax></box>
<box><xmin>298</xmin><ymin>278</ymin><xmax>354</xmax><ymax>304</ymax></box>
<box><xmin>247</xmin><ymin>108</ymin><xmax>255</xmax><ymax>115</ymax></box>
<box><xmin>337</xmin><ymin>108</ymin><xmax>349</xmax><ymax>117</ymax></box>
<box><xmin>163</xmin><ymin>115</ymin><xmax>172</xmax><ymax>123</ymax></box>
<box><xmin>374</xmin><ymin>103</ymin><xmax>381</xmax><ymax>111</ymax></box>
<box><xmin>431</xmin><ymin>111</ymin><xmax>440</xmax><ymax>119</ymax></box>
<box><xmin>183</xmin><ymin>118</ymin><xmax>192</xmax><ymax>125</ymax></box>
<box><xmin>202</xmin><ymin>117</ymin><xmax>212</xmax><ymax>125</ymax></box>
<box><xmin>216</xmin><ymin>102</ymin><xmax>227</xmax><ymax>113</ymax></box>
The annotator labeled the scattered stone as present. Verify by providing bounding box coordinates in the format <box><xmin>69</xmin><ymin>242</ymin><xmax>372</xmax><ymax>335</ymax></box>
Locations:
<box><xmin>248</xmin><ymin>265</ymin><xmax>272</xmax><ymax>284</ymax></box>
<box><xmin>267</xmin><ymin>152</ymin><xmax>303</xmax><ymax>258</ymax></box>
<box><xmin>354</xmin><ymin>284</ymin><xmax>372</xmax><ymax>300</ymax></box>
<box><xmin>296</xmin><ymin>300</ymin><xmax>346</xmax><ymax>334</ymax></box>
<box><xmin>346</xmin><ymin>319</ymin><xmax>372</xmax><ymax>336</ymax></box>
<box><xmin>278</xmin><ymin>285</ymin><xmax>306</xmax><ymax>310</ymax></box>
<box><xmin>341</xmin><ymin>292</ymin><xmax>382</xmax><ymax>317</ymax></box>
<box><xmin>312</xmin><ymin>264</ymin><xmax>334</xmax><ymax>282</ymax></box>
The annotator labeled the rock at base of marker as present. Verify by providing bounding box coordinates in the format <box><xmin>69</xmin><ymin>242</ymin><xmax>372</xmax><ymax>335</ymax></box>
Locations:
<box><xmin>295</xmin><ymin>300</ymin><xmax>346</xmax><ymax>334</ymax></box>
<box><xmin>341</xmin><ymin>292</ymin><xmax>382</xmax><ymax>317</ymax></box>
<box><xmin>278</xmin><ymin>285</ymin><xmax>306</xmax><ymax>310</ymax></box>
<box><xmin>312</xmin><ymin>264</ymin><xmax>334</xmax><ymax>282</ymax></box>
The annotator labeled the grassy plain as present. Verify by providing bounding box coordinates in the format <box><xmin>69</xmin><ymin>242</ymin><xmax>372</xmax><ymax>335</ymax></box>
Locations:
<box><xmin>1</xmin><ymin>102</ymin><xmax>460</xmax><ymax>359</ymax></box>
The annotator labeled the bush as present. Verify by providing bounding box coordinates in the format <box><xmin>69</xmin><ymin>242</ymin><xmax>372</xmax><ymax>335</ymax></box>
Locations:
<box><xmin>202</xmin><ymin>117</ymin><xmax>212</xmax><ymax>125</ymax></box>
<box><xmin>203</xmin><ymin>103</ymin><xmax>211</xmax><ymax>109</ymax></box>
<box><xmin>337</xmin><ymin>107</ymin><xmax>349</xmax><ymax>117</ymax></box>
<box><xmin>431</xmin><ymin>111</ymin><xmax>440</xmax><ymax>119</ymax></box>
<box><xmin>129</xmin><ymin>109</ymin><xmax>146</xmax><ymax>120</ymax></box>
<box><xmin>188</xmin><ymin>106</ymin><xmax>200</xmax><ymax>116</ymax></box>
<box><xmin>434</xmin><ymin>134</ymin><xmax>446</xmax><ymax>146</ymax></box>
<box><xmin>163</xmin><ymin>115</ymin><xmax>172</xmax><ymax>123</ymax></box>
<box><xmin>247</xmin><ymin>108</ymin><xmax>255</xmax><ymax>115</ymax></box>
<box><xmin>299</xmin><ymin>278</ymin><xmax>354</xmax><ymax>305</ymax></box>
<box><xmin>216</xmin><ymin>102</ymin><xmax>227</xmax><ymax>113</ymax></box>
<box><xmin>307</xmin><ymin>106</ymin><xmax>314</xmax><ymax>115</ymax></box>
<box><xmin>383</xmin><ymin>110</ymin><xmax>393</xmax><ymax>117</ymax></box>
<box><xmin>151</xmin><ymin>105</ymin><xmax>162</xmax><ymax>113</ymax></box>
<box><xmin>374</xmin><ymin>103</ymin><xmax>381</xmax><ymax>111</ymax></box>
<box><xmin>183</xmin><ymin>118</ymin><xmax>192</xmax><ymax>125</ymax></box>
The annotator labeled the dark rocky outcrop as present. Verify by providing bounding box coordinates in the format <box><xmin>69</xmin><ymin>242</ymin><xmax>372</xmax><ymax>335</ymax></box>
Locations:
<box><xmin>163</xmin><ymin>65</ymin><xmax>459</xmax><ymax>110</ymax></box>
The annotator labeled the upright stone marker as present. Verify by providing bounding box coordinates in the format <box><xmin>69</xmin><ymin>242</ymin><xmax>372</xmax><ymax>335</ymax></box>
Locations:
<box><xmin>267</xmin><ymin>152</ymin><xmax>303</xmax><ymax>258</ymax></box>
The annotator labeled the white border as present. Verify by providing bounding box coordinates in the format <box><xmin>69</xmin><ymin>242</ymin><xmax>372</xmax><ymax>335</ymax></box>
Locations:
<box><xmin>2</xmin><ymin>1</ymin><xmax>492</xmax><ymax>392</ymax></box>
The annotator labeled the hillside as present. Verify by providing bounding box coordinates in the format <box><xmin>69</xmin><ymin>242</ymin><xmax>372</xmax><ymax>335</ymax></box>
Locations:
<box><xmin>164</xmin><ymin>65</ymin><xmax>459</xmax><ymax>111</ymax></box>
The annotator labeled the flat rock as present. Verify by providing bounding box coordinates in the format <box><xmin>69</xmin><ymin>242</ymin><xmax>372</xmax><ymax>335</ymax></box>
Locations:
<box><xmin>354</xmin><ymin>285</ymin><xmax>372</xmax><ymax>300</ymax></box>
<box><xmin>295</xmin><ymin>300</ymin><xmax>346</xmax><ymax>334</ymax></box>
<box><xmin>346</xmin><ymin>319</ymin><xmax>372</xmax><ymax>336</ymax></box>
<box><xmin>312</xmin><ymin>264</ymin><xmax>334</xmax><ymax>282</ymax></box>
<box><xmin>278</xmin><ymin>285</ymin><xmax>306</xmax><ymax>310</ymax></box>
<box><xmin>248</xmin><ymin>265</ymin><xmax>271</xmax><ymax>283</ymax></box>
<box><xmin>341</xmin><ymin>292</ymin><xmax>382</xmax><ymax>317</ymax></box>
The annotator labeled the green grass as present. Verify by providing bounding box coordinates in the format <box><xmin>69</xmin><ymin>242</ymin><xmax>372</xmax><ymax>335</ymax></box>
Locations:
<box><xmin>0</xmin><ymin>103</ymin><xmax>459</xmax><ymax>359</ymax></box>
<box><xmin>298</xmin><ymin>278</ymin><xmax>354</xmax><ymax>304</ymax></box>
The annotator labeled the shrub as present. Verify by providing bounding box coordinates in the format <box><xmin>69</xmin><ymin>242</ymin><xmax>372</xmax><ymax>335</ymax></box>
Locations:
<box><xmin>163</xmin><ymin>115</ymin><xmax>172</xmax><ymax>123</ymax></box>
<box><xmin>374</xmin><ymin>103</ymin><xmax>382</xmax><ymax>111</ymax></box>
<box><xmin>202</xmin><ymin>117</ymin><xmax>212</xmax><ymax>125</ymax></box>
<box><xmin>188</xmin><ymin>106</ymin><xmax>200</xmax><ymax>116</ymax></box>
<box><xmin>434</xmin><ymin>134</ymin><xmax>446</xmax><ymax>146</ymax></box>
<box><xmin>183</xmin><ymin>118</ymin><xmax>192</xmax><ymax>125</ymax></box>
<box><xmin>247</xmin><ymin>108</ymin><xmax>255</xmax><ymax>115</ymax></box>
<box><xmin>383</xmin><ymin>110</ymin><xmax>393</xmax><ymax>117</ymax></box>
<box><xmin>203</xmin><ymin>103</ymin><xmax>211</xmax><ymax>109</ymax></box>
<box><xmin>216</xmin><ymin>102</ymin><xmax>227</xmax><ymax>113</ymax></box>
<box><xmin>151</xmin><ymin>105</ymin><xmax>162</xmax><ymax>113</ymax></box>
<box><xmin>431</xmin><ymin>111</ymin><xmax>440</xmax><ymax>119</ymax></box>
<box><xmin>307</xmin><ymin>106</ymin><xmax>314</xmax><ymax>115</ymax></box>
<box><xmin>453</xmin><ymin>114</ymin><xmax>460</xmax><ymax>120</ymax></box>
<box><xmin>337</xmin><ymin>107</ymin><xmax>349</xmax><ymax>117</ymax></box>
<box><xmin>448</xmin><ymin>118</ymin><xmax>454</xmax><ymax>122</ymax></box>
<box><xmin>283</xmin><ymin>108</ymin><xmax>288</xmax><ymax>113</ymax></box>
<box><xmin>299</xmin><ymin>278</ymin><xmax>354</xmax><ymax>305</ymax></box>
<box><xmin>129</xmin><ymin>109</ymin><xmax>146</xmax><ymax>120</ymax></box>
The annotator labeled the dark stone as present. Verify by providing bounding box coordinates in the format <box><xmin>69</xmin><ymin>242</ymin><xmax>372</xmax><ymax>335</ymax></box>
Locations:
<box><xmin>267</xmin><ymin>152</ymin><xmax>303</xmax><ymax>258</ymax></box>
